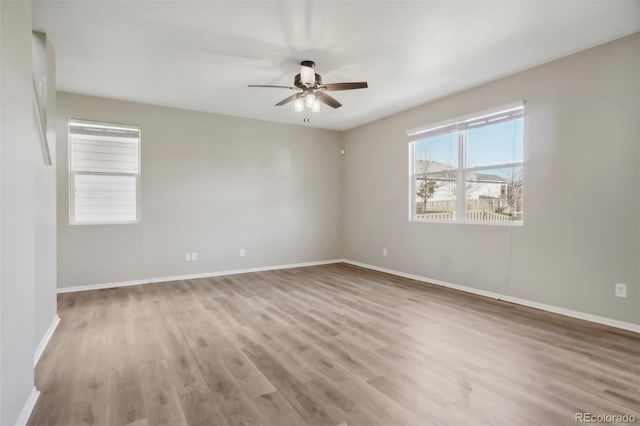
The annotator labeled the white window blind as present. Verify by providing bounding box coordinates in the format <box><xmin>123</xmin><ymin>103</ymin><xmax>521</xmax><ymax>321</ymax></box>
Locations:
<box><xmin>69</xmin><ymin>120</ymin><xmax>141</xmax><ymax>225</ymax></box>
<box><xmin>73</xmin><ymin>174</ymin><xmax>137</xmax><ymax>224</ymax></box>
<box><xmin>407</xmin><ymin>102</ymin><xmax>524</xmax><ymax>142</ymax></box>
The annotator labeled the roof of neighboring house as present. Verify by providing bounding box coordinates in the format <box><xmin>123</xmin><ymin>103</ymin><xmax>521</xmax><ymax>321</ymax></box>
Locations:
<box><xmin>415</xmin><ymin>160</ymin><xmax>455</xmax><ymax>173</ymax></box>
<box><xmin>416</xmin><ymin>160</ymin><xmax>511</xmax><ymax>183</ymax></box>
<box><xmin>470</xmin><ymin>173</ymin><xmax>509</xmax><ymax>183</ymax></box>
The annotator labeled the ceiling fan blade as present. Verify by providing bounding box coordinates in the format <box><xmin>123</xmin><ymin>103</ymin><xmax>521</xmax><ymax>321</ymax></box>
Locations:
<box><xmin>275</xmin><ymin>93</ymin><xmax>302</xmax><ymax>106</ymax></box>
<box><xmin>316</xmin><ymin>92</ymin><xmax>342</xmax><ymax>109</ymax></box>
<box><xmin>248</xmin><ymin>84</ymin><xmax>297</xmax><ymax>90</ymax></box>
<box><xmin>320</xmin><ymin>82</ymin><xmax>368</xmax><ymax>91</ymax></box>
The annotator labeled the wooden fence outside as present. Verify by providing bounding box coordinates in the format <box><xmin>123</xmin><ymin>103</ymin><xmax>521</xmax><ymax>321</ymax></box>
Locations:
<box><xmin>416</xmin><ymin>210</ymin><xmax>513</xmax><ymax>222</ymax></box>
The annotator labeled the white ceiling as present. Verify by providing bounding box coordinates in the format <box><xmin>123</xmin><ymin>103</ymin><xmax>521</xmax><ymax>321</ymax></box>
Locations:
<box><xmin>34</xmin><ymin>1</ymin><xmax>640</xmax><ymax>131</ymax></box>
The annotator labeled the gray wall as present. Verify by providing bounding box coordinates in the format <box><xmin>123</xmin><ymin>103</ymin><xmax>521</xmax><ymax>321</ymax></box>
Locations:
<box><xmin>1</xmin><ymin>2</ymin><xmax>35</xmax><ymax>423</ymax></box>
<box><xmin>33</xmin><ymin>32</ymin><xmax>58</xmax><ymax>359</ymax></box>
<box><xmin>342</xmin><ymin>34</ymin><xmax>640</xmax><ymax>325</ymax></box>
<box><xmin>0</xmin><ymin>1</ymin><xmax>57</xmax><ymax>424</ymax></box>
<box><xmin>56</xmin><ymin>93</ymin><xmax>343</xmax><ymax>288</ymax></box>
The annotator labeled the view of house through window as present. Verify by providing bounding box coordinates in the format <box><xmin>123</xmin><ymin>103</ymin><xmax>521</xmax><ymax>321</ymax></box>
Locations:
<box><xmin>409</xmin><ymin>105</ymin><xmax>524</xmax><ymax>224</ymax></box>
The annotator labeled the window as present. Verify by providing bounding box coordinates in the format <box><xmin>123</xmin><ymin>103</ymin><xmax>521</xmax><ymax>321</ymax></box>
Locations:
<box><xmin>69</xmin><ymin>120</ymin><xmax>141</xmax><ymax>224</ymax></box>
<box><xmin>408</xmin><ymin>103</ymin><xmax>524</xmax><ymax>224</ymax></box>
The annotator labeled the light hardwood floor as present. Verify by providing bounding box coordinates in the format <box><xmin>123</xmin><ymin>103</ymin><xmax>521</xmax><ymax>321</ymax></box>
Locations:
<box><xmin>30</xmin><ymin>263</ymin><xmax>640</xmax><ymax>426</ymax></box>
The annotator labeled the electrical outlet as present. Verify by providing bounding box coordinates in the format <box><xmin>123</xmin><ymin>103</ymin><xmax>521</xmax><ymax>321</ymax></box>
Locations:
<box><xmin>191</xmin><ymin>252</ymin><xmax>198</xmax><ymax>261</ymax></box>
<box><xmin>615</xmin><ymin>283</ymin><xmax>627</xmax><ymax>298</ymax></box>
<box><xmin>382</xmin><ymin>248</ymin><xmax>388</xmax><ymax>257</ymax></box>
<box><xmin>185</xmin><ymin>253</ymin><xmax>191</xmax><ymax>262</ymax></box>
<box><xmin>239</xmin><ymin>248</ymin><xmax>246</xmax><ymax>257</ymax></box>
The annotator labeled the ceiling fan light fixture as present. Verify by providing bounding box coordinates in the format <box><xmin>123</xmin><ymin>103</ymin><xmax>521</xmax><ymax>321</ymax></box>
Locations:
<box><xmin>249</xmin><ymin>60</ymin><xmax>367</xmax><ymax>112</ymax></box>
<box><xmin>300</xmin><ymin>61</ymin><xmax>316</xmax><ymax>86</ymax></box>
<box><xmin>305</xmin><ymin>93</ymin><xmax>316</xmax><ymax>108</ymax></box>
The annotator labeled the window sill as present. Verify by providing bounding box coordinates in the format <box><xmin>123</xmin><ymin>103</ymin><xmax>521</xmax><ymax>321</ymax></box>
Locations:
<box><xmin>410</xmin><ymin>219</ymin><xmax>523</xmax><ymax>227</ymax></box>
<box><xmin>69</xmin><ymin>221</ymin><xmax>139</xmax><ymax>226</ymax></box>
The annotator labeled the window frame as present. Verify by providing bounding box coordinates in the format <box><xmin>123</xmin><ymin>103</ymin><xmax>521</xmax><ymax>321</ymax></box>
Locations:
<box><xmin>408</xmin><ymin>103</ymin><xmax>524</xmax><ymax>226</ymax></box>
<box><xmin>68</xmin><ymin>119</ymin><xmax>142</xmax><ymax>226</ymax></box>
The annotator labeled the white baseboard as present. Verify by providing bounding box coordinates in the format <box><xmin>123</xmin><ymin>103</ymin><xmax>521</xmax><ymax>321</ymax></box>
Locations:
<box><xmin>14</xmin><ymin>387</ymin><xmax>39</xmax><ymax>426</ymax></box>
<box><xmin>34</xmin><ymin>315</ymin><xmax>60</xmax><ymax>366</ymax></box>
<box><xmin>341</xmin><ymin>259</ymin><xmax>640</xmax><ymax>334</ymax></box>
<box><xmin>57</xmin><ymin>259</ymin><xmax>343</xmax><ymax>294</ymax></box>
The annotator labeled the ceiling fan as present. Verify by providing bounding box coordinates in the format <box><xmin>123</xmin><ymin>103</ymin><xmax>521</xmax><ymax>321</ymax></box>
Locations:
<box><xmin>248</xmin><ymin>60</ymin><xmax>368</xmax><ymax>112</ymax></box>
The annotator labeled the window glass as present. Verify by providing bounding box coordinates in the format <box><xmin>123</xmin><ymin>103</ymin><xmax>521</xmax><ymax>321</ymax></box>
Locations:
<box><xmin>415</xmin><ymin>172</ymin><xmax>457</xmax><ymax>221</ymax></box>
<box><xmin>465</xmin><ymin>166</ymin><xmax>523</xmax><ymax>222</ymax></box>
<box><xmin>414</xmin><ymin>132</ymin><xmax>458</xmax><ymax>173</ymax></box>
<box><xmin>409</xmin><ymin>106</ymin><xmax>524</xmax><ymax>224</ymax></box>
<box><xmin>465</xmin><ymin>118</ymin><xmax>523</xmax><ymax>168</ymax></box>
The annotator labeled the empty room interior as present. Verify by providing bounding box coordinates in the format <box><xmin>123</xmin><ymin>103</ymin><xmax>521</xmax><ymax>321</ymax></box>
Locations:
<box><xmin>1</xmin><ymin>1</ymin><xmax>640</xmax><ymax>425</ymax></box>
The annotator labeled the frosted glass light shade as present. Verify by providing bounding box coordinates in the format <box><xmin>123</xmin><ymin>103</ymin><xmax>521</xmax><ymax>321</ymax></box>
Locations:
<box><xmin>294</xmin><ymin>98</ymin><xmax>304</xmax><ymax>112</ymax></box>
<box><xmin>300</xmin><ymin>65</ymin><xmax>315</xmax><ymax>86</ymax></box>
<box><xmin>312</xmin><ymin>101</ymin><xmax>320</xmax><ymax>113</ymax></box>
<box><xmin>305</xmin><ymin>93</ymin><xmax>316</xmax><ymax>108</ymax></box>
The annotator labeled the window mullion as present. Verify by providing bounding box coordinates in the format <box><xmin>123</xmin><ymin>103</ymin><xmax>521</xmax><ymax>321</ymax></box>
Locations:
<box><xmin>456</xmin><ymin>130</ymin><xmax>466</xmax><ymax>221</ymax></box>
<box><xmin>409</xmin><ymin>141</ymin><xmax>416</xmax><ymax>221</ymax></box>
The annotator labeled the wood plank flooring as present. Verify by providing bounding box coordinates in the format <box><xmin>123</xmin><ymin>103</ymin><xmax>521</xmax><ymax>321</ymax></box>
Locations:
<box><xmin>30</xmin><ymin>263</ymin><xmax>640</xmax><ymax>426</ymax></box>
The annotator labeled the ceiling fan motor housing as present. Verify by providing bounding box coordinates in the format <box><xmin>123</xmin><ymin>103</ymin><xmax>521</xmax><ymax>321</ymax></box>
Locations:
<box><xmin>299</xmin><ymin>60</ymin><xmax>317</xmax><ymax>87</ymax></box>
<box><xmin>295</xmin><ymin>73</ymin><xmax>323</xmax><ymax>89</ymax></box>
